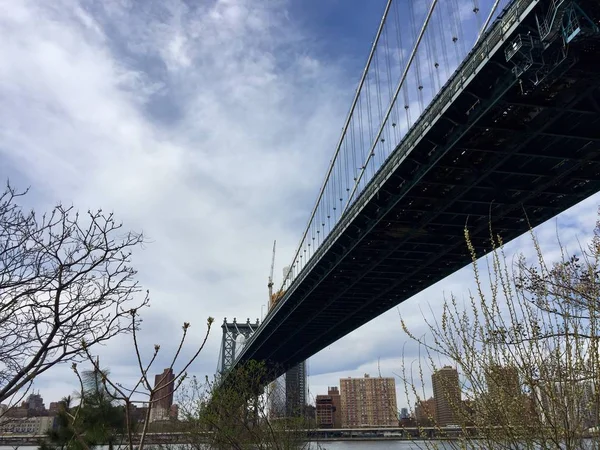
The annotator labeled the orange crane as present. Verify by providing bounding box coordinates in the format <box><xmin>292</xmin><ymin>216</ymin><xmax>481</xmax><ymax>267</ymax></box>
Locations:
<box><xmin>267</xmin><ymin>240</ymin><xmax>276</xmax><ymax>309</ymax></box>
<box><xmin>267</xmin><ymin>240</ymin><xmax>286</xmax><ymax>310</ymax></box>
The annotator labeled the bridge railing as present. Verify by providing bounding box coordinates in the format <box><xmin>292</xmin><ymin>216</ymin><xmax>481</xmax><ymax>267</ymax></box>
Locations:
<box><xmin>276</xmin><ymin>0</ymin><xmax>519</xmax><ymax>297</ymax></box>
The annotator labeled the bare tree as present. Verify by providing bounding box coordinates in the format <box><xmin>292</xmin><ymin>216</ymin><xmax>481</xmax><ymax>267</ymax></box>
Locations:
<box><xmin>45</xmin><ymin>312</ymin><xmax>214</xmax><ymax>450</ymax></box>
<box><xmin>400</xmin><ymin>215</ymin><xmax>600</xmax><ymax>449</ymax></box>
<box><xmin>0</xmin><ymin>184</ymin><xmax>148</xmax><ymax>405</ymax></box>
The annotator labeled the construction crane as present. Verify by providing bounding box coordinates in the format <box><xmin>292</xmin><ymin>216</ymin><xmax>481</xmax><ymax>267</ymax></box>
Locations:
<box><xmin>268</xmin><ymin>240</ymin><xmax>276</xmax><ymax>308</ymax></box>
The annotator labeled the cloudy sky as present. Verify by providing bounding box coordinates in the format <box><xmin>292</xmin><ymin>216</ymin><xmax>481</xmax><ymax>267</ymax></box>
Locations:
<box><xmin>1</xmin><ymin>0</ymin><xmax>599</xmax><ymax>413</ymax></box>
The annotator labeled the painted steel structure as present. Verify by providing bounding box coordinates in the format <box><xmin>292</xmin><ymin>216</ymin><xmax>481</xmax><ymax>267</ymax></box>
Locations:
<box><xmin>217</xmin><ymin>318</ymin><xmax>258</xmax><ymax>375</ymax></box>
<box><xmin>219</xmin><ymin>318</ymin><xmax>308</xmax><ymax>418</ymax></box>
<box><xmin>231</xmin><ymin>0</ymin><xmax>600</xmax><ymax>384</ymax></box>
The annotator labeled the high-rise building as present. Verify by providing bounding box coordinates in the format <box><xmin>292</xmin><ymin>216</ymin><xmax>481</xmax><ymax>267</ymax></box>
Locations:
<box><xmin>400</xmin><ymin>407</ymin><xmax>409</xmax><ymax>419</ymax></box>
<box><xmin>285</xmin><ymin>361</ymin><xmax>307</xmax><ymax>417</ymax></box>
<box><xmin>432</xmin><ymin>366</ymin><xmax>460</xmax><ymax>427</ymax></box>
<box><xmin>316</xmin><ymin>395</ymin><xmax>335</xmax><ymax>428</ymax></box>
<box><xmin>269</xmin><ymin>363</ymin><xmax>307</xmax><ymax>419</ymax></box>
<box><xmin>154</xmin><ymin>368</ymin><xmax>174</xmax><ymax>409</ymax></box>
<box><xmin>315</xmin><ymin>387</ymin><xmax>341</xmax><ymax>428</ymax></box>
<box><xmin>328</xmin><ymin>386</ymin><xmax>342</xmax><ymax>428</ymax></box>
<box><xmin>267</xmin><ymin>268</ymin><xmax>308</xmax><ymax>419</ymax></box>
<box><xmin>340</xmin><ymin>374</ymin><xmax>397</xmax><ymax>427</ymax></box>
<box><xmin>268</xmin><ymin>376</ymin><xmax>287</xmax><ymax>419</ymax></box>
<box><xmin>26</xmin><ymin>393</ymin><xmax>45</xmax><ymax>414</ymax></box>
<box><xmin>151</xmin><ymin>368</ymin><xmax>174</xmax><ymax>422</ymax></box>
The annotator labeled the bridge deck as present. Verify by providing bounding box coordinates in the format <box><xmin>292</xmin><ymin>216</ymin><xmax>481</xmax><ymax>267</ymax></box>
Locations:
<box><xmin>237</xmin><ymin>0</ymin><xmax>600</xmax><ymax>378</ymax></box>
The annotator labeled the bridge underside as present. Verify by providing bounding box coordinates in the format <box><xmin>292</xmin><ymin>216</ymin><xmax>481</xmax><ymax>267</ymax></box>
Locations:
<box><xmin>238</xmin><ymin>0</ymin><xmax>600</xmax><ymax>379</ymax></box>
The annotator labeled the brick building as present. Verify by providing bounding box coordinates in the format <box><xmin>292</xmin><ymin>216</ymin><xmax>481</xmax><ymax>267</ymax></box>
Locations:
<box><xmin>415</xmin><ymin>397</ymin><xmax>436</xmax><ymax>426</ymax></box>
<box><xmin>316</xmin><ymin>395</ymin><xmax>335</xmax><ymax>428</ymax></box>
<box><xmin>340</xmin><ymin>374</ymin><xmax>397</xmax><ymax>427</ymax></box>
<box><xmin>151</xmin><ymin>368</ymin><xmax>174</xmax><ymax>422</ymax></box>
<box><xmin>432</xmin><ymin>366</ymin><xmax>460</xmax><ymax>427</ymax></box>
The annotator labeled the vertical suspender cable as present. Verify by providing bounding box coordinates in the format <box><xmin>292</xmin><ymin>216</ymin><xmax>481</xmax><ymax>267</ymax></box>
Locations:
<box><xmin>436</xmin><ymin>4</ymin><xmax>450</xmax><ymax>79</ymax></box>
<box><xmin>356</xmin><ymin>96</ymin><xmax>363</xmax><ymax>188</ymax></box>
<box><xmin>365</xmin><ymin>70</ymin><xmax>374</xmax><ymax>182</ymax></box>
<box><xmin>348</xmin><ymin>114</ymin><xmax>355</xmax><ymax>200</ymax></box>
<box><xmin>448</xmin><ymin>0</ymin><xmax>461</xmax><ymax>65</ymax></box>
<box><xmin>409</xmin><ymin>0</ymin><xmax>424</xmax><ymax>113</ymax></box>
<box><xmin>429</xmin><ymin>8</ymin><xmax>442</xmax><ymax>92</ymax></box>
<box><xmin>424</xmin><ymin>19</ymin><xmax>437</xmax><ymax>94</ymax></box>
<box><xmin>476</xmin><ymin>0</ymin><xmax>502</xmax><ymax>44</ymax></box>
<box><xmin>473</xmin><ymin>0</ymin><xmax>482</xmax><ymax>32</ymax></box>
<box><xmin>453</xmin><ymin>0</ymin><xmax>467</xmax><ymax>57</ymax></box>
<box><xmin>345</xmin><ymin>0</ymin><xmax>439</xmax><ymax>212</ymax></box>
<box><xmin>383</xmin><ymin>24</ymin><xmax>395</xmax><ymax>155</ymax></box>
<box><xmin>281</xmin><ymin>0</ymin><xmax>393</xmax><ymax>288</ymax></box>
<box><xmin>393</xmin><ymin>2</ymin><xmax>412</xmax><ymax>130</ymax></box>
<box><xmin>335</xmin><ymin>140</ymin><xmax>344</xmax><ymax>218</ymax></box>
<box><xmin>346</xmin><ymin>118</ymin><xmax>353</xmax><ymax>202</ymax></box>
<box><xmin>374</xmin><ymin>49</ymin><xmax>385</xmax><ymax>168</ymax></box>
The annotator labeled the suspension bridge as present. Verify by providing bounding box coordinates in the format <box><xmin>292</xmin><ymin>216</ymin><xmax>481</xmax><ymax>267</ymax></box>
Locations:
<box><xmin>218</xmin><ymin>0</ymin><xmax>600</xmax><ymax>382</ymax></box>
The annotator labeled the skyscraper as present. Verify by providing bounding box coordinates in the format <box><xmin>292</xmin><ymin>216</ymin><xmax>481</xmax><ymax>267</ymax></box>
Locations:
<box><xmin>340</xmin><ymin>374</ymin><xmax>397</xmax><ymax>427</ymax></box>
<box><xmin>26</xmin><ymin>393</ymin><xmax>45</xmax><ymax>414</ymax></box>
<box><xmin>151</xmin><ymin>368</ymin><xmax>174</xmax><ymax>422</ymax></box>
<box><xmin>400</xmin><ymin>407</ymin><xmax>409</xmax><ymax>419</ymax></box>
<box><xmin>268</xmin><ymin>375</ymin><xmax>287</xmax><ymax>419</ymax></box>
<box><xmin>285</xmin><ymin>361</ymin><xmax>307</xmax><ymax>417</ymax></box>
<box><xmin>432</xmin><ymin>366</ymin><xmax>460</xmax><ymax>427</ymax></box>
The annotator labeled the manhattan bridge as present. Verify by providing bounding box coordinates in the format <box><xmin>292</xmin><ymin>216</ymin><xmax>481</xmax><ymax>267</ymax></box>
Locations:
<box><xmin>218</xmin><ymin>0</ymin><xmax>600</xmax><ymax>413</ymax></box>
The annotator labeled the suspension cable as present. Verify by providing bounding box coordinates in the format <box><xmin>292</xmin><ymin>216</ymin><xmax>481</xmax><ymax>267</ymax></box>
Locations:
<box><xmin>476</xmin><ymin>0</ymin><xmax>502</xmax><ymax>44</ymax></box>
<box><xmin>435</xmin><ymin>4</ymin><xmax>450</xmax><ymax>79</ymax></box>
<box><xmin>449</xmin><ymin>0</ymin><xmax>462</xmax><ymax>65</ymax></box>
<box><xmin>409</xmin><ymin>0</ymin><xmax>425</xmax><ymax>113</ymax></box>
<box><xmin>281</xmin><ymin>0</ymin><xmax>394</xmax><ymax>286</ymax></box>
<box><xmin>428</xmin><ymin>8</ymin><xmax>441</xmax><ymax>92</ymax></box>
<box><xmin>345</xmin><ymin>0</ymin><xmax>439</xmax><ymax>212</ymax></box>
<box><xmin>473</xmin><ymin>0</ymin><xmax>482</xmax><ymax>31</ymax></box>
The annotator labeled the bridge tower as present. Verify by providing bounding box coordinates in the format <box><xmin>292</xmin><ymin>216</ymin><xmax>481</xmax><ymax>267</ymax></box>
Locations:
<box><xmin>218</xmin><ymin>317</ymin><xmax>259</xmax><ymax>375</ymax></box>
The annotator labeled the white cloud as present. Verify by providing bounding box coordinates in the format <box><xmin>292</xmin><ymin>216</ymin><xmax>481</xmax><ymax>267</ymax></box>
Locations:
<box><xmin>0</xmin><ymin>0</ymin><xmax>350</xmax><ymax>405</ymax></box>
